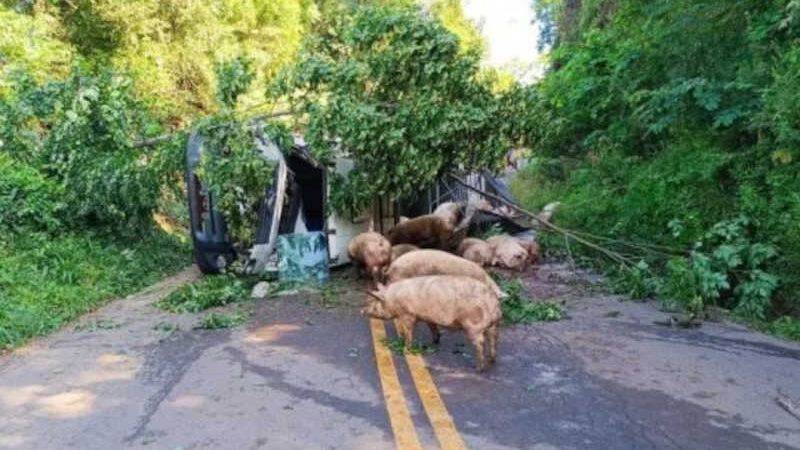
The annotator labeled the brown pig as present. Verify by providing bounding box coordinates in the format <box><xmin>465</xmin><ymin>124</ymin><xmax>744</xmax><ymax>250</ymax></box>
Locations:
<box><xmin>387</xmin><ymin>214</ymin><xmax>454</xmax><ymax>249</ymax></box>
<box><xmin>433</xmin><ymin>202</ymin><xmax>463</xmax><ymax>228</ymax></box>
<box><xmin>384</xmin><ymin>249</ymin><xmax>506</xmax><ymax>299</ymax></box>
<box><xmin>391</xmin><ymin>244</ymin><xmax>419</xmax><ymax>261</ymax></box>
<box><xmin>487</xmin><ymin>235</ymin><xmax>529</xmax><ymax>272</ymax></box>
<box><xmin>348</xmin><ymin>232</ymin><xmax>391</xmax><ymax>283</ymax></box>
<box><xmin>457</xmin><ymin>238</ymin><xmax>493</xmax><ymax>267</ymax></box>
<box><xmin>362</xmin><ymin>276</ymin><xmax>501</xmax><ymax>371</ymax></box>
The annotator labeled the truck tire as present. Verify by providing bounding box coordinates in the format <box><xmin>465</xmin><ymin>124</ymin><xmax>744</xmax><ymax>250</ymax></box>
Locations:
<box><xmin>194</xmin><ymin>248</ymin><xmax>223</xmax><ymax>274</ymax></box>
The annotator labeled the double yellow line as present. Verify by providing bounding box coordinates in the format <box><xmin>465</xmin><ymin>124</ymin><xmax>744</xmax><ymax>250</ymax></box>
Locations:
<box><xmin>370</xmin><ymin>318</ymin><xmax>468</xmax><ymax>450</ymax></box>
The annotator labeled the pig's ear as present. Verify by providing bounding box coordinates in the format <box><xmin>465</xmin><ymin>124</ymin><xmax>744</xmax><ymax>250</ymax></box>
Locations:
<box><xmin>375</xmin><ymin>282</ymin><xmax>387</xmax><ymax>293</ymax></box>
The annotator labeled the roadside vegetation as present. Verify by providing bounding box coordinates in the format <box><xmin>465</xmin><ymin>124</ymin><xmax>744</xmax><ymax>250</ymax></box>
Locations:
<box><xmin>492</xmin><ymin>273</ymin><xmax>565</xmax><ymax>324</ymax></box>
<box><xmin>155</xmin><ymin>274</ymin><xmax>256</xmax><ymax>330</ymax></box>
<box><xmin>512</xmin><ymin>0</ymin><xmax>800</xmax><ymax>339</ymax></box>
<box><xmin>382</xmin><ymin>337</ymin><xmax>438</xmax><ymax>356</ymax></box>
<box><xmin>195</xmin><ymin>312</ymin><xmax>250</xmax><ymax>330</ymax></box>
<box><xmin>0</xmin><ymin>232</ymin><xmax>188</xmax><ymax>349</ymax></box>
<box><xmin>155</xmin><ymin>274</ymin><xmax>254</xmax><ymax>314</ymax></box>
<box><xmin>0</xmin><ymin>21</ymin><xmax>193</xmax><ymax>348</ymax></box>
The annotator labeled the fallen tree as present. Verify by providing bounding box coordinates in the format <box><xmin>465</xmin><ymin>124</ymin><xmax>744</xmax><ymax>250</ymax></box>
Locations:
<box><xmin>273</xmin><ymin>3</ymin><xmax>510</xmax><ymax>217</ymax></box>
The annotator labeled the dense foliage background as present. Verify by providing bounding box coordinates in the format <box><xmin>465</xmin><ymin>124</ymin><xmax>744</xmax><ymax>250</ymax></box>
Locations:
<box><xmin>514</xmin><ymin>0</ymin><xmax>800</xmax><ymax>329</ymax></box>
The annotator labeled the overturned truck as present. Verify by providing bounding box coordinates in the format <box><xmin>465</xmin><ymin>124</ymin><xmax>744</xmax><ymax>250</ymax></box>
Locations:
<box><xmin>186</xmin><ymin>122</ymin><xmax>531</xmax><ymax>275</ymax></box>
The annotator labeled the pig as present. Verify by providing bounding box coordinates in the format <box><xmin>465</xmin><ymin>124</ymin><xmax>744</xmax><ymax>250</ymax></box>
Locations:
<box><xmin>489</xmin><ymin>236</ymin><xmax>541</xmax><ymax>265</ymax></box>
<box><xmin>391</xmin><ymin>244</ymin><xmax>419</xmax><ymax>261</ymax></box>
<box><xmin>362</xmin><ymin>276</ymin><xmax>501</xmax><ymax>371</ymax></box>
<box><xmin>384</xmin><ymin>249</ymin><xmax>506</xmax><ymax>299</ymax></box>
<box><xmin>487</xmin><ymin>235</ymin><xmax>529</xmax><ymax>272</ymax></box>
<box><xmin>348</xmin><ymin>232</ymin><xmax>392</xmax><ymax>283</ymax></box>
<box><xmin>518</xmin><ymin>240</ymin><xmax>541</xmax><ymax>265</ymax></box>
<box><xmin>433</xmin><ymin>202</ymin><xmax>463</xmax><ymax>228</ymax></box>
<box><xmin>457</xmin><ymin>238</ymin><xmax>493</xmax><ymax>267</ymax></box>
<box><xmin>387</xmin><ymin>214</ymin><xmax>454</xmax><ymax>249</ymax></box>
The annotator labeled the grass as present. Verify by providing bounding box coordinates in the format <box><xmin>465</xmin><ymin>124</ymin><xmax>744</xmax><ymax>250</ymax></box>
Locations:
<box><xmin>267</xmin><ymin>278</ymin><xmax>350</xmax><ymax>309</ymax></box>
<box><xmin>0</xmin><ymin>229</ymin><xmax>190</xmax><ymax>349</ymax></box>
<box><xmin>195</xmin><ymin>312</ymin><xmax>249</xmax><ymax>330</ymax></box>
<box><xmin>156</xmin><ymin>273</ymin><xmax>257</xmax><ymax>331</ymax></box>
<box><xmin>74</xmin><ymin>319</ymin><xmax>121</xmax><ymax>332</ymax></box>
<box><xmin>503</xmin><ymin>296</ymin><xmax>565</xmax><ymax>324</ymax></box>
<box><xmin>319</xmin><ymin>281</ymin><xmax>346</xmax><ymax>308</ymax></box>
<box><xmin>768</xmin><ymin>316</ymin><xmax>800</xmax><ymax>342</ymax></box>
<box><xmin>153</xmin><ymin>321</ymin><xmax>180</xmax><ymax>334</ymax></box>
<box><xmin>382</xmin><ymin>337</ymin><xmax>438</xmax><ymax>355</ymax></box>
<box><xmin>492</xmin><ymin>272</ymin><xmax>565</xmax><ymax>324</ymax></box>
<box><xmin>155</xmin><ymin>273</ymin><xmax>254</xmax><ymax>313</ymax></box>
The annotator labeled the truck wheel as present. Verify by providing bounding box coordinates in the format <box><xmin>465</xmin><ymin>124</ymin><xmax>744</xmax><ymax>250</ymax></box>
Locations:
<box><xmin>194</xmin><ymin>249</ymin><xmax>221</xmax><ymax>274</ymax></box>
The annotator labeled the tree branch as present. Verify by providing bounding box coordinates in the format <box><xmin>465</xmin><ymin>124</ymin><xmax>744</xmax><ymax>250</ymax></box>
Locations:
<box><xmin>449</xmin><ymin>174</ymin><xmax>635</xmax><ymax>267</ymax></box>
<box><xmin>132</xmin><ymin>110</ymin><xmax>296</xmax><ymax>149</ymax></box>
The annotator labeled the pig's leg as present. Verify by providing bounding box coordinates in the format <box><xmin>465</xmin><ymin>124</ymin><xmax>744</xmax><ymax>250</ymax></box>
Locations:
<box><xmin>396</xmin><ymin>316</ymin><xmax>416</xmax><ymax>350</ymax></box>
<box><xmin>394</xmin><ymin>319</ymin><xmax>406</xmax><ymax>344</ymax></box>
<box><xmin>427</xmin><ymin>323</ymin><xmax>441</xmax><ymax>344</ymax></box>
<box><xmin>351</xmin><ymin>260</ymin><xmax>362</xmax><ymax>280</ymax></box>
<box><xmin>370</xmin><ymin>266</ymin><xmax>383</xmax><ymax>285</ymax></box>
<box><xmin>468</xmin><ymin>330</ymin><xmax>486</xmax><ymax>371</ymax></box>
<box><xmin>439</xmin><ymin>231</ymin><xmax>451</xmax><ymax>251</ymax></box>
<box><xmin>487</xmin><ymin>325</ymin><xmax>498</xmax><ymax>364</ymax></box>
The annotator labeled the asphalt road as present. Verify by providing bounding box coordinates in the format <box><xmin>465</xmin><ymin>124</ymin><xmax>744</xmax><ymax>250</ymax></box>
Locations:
<box><xmin>1</xmin><ymin>264</ymin><xmax>799</xmax><ymax>449</ymax></box>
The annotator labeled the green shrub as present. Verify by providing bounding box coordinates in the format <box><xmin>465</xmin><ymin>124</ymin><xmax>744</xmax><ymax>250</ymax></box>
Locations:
<box><xmin>660</xmin><ymin>257</ymin><xmax>704</xmax><ymax>313</ymax></box>
<box><xmin>610</xmin><ymin>261</ymin><xmax>660</xmax><ymax>301</ymax></box>
<box><xmin>771</xmin><ymin>316</ymin><xmax>800</xmax><ymax>342</ymax></box>
<box><xmin>41</xmin><ymin>68</ymin><xmax>161</xmax><ymax>233</ymax></box>
<box><xmin>0</xmin><ymin>153</ymin><xmax>64</xmax><ymax>233</ymax></box>
<box><xmin>512</xmin><ymin>0</ymin><xmax>800</xmax><ymax>321</ymax></box>
<box><xmin>1</xmin><ymin>67</ymin><xmax>165</xmax><ymax>234</ymax></box>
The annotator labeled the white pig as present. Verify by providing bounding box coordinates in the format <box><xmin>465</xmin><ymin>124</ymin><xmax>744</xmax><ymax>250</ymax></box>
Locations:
<box><xmin>487</xmin><ymin>235</ymin><xmax>529</xmax><ymax>272</ymax></box>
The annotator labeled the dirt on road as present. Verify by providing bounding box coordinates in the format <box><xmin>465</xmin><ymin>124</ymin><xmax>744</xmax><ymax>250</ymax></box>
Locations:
<box><xmin>0</xmin><ymin>264</ymin><xmax>799</xmax><ymax>450</ymax></box>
